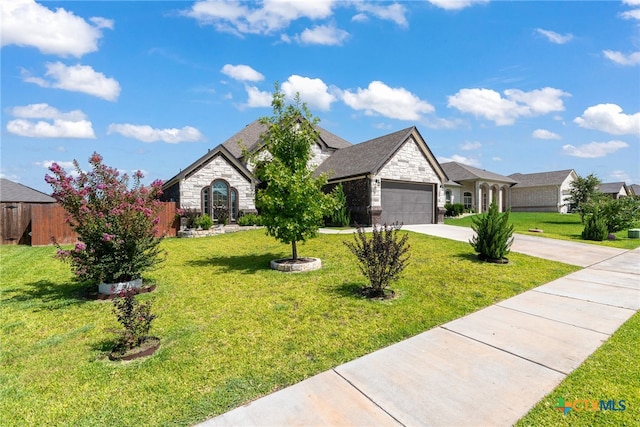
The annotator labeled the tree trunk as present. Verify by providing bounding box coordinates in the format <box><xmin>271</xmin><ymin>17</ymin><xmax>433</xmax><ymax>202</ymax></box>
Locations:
<box><xmin>291</xmin><ymin>240</ymin><xmax>298</xmax><ymax>260</ymax></box>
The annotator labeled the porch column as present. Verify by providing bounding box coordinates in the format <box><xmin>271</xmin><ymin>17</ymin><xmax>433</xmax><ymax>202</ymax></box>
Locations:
<box><xmin>476</xmin><ymin>184</ymin><xmax>482</xmax><ymax>213</ymax></box>
<box><xmin>497</xmin><ymin>187</ymin><xmax>503</xmax><ymax>212</ymax></box>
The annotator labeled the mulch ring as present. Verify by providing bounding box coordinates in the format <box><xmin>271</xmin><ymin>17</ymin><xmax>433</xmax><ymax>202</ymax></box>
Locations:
<box><xmin>109</xmin><ymin>337</ymin><xmax>161</xmax><ymax>361</ymax></box>
<box><xmin>83</xmin><ymin>284</ymin><xmax>157</xmax><ymax>301</ymax></box>
<box><xmin>360</xmin><ymin>287</ymin><xmax>396</xmax><ymax>300</ymax></box>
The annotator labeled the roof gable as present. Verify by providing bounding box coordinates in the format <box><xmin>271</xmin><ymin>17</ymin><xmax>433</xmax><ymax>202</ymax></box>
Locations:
<box><xmin>441</xmin><ymin>162</ymin><xmax>517</xmax><ymax>184</ymax></box>
<box><xmin>598</xmin><ymin>182</ymin><xmax>628</xmax><ymax>195</ymax></box>
<box><xmin>315</xmin><ymin>127</ymin><xmax>447</xmax><ymax>183</ymax></box>
<box><xmin>509</xmin><ymin>169</ymin><xmax>575</xmax><ymax>187</ymax></box>
<box><xmin>221</xmin><ymin>119</ymin><xmax>351</xmax><ymax>159</ymax></box>
<box><xmin>0</xmin><ymin>179</ymin><xmax>55</xmax><ymax>203</ymax></box>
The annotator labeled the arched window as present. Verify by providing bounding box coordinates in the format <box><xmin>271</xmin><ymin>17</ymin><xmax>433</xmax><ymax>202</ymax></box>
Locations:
<box><xmin>202</xmin><ymin>179</ymin><xmax>239</xmax><ymax>223</ymax></box>
<box><xmin>463</xmin><ymin>192</ymin><xmax>472</xmax><ymax>210</ymax></box>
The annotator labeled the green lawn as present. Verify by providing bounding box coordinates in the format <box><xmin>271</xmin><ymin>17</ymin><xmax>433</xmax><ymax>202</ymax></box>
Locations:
<box><xmin>517</xmin><ymin>311</ymin><xmax>640</xmax><ymax>426</ymax></box>
<box><xmin>445</xmin><ymin>212</ymin><xmax>640</xmax><ymax>250</ymax></box>
<box><xmin>0</xmin><ymin>230</ymin><xmax>579</xmax><ymax>426</ymax></box>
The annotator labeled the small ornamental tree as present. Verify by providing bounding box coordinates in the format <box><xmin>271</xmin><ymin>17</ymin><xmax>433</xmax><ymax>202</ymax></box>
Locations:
<box><xmin>344</xmin><ymin>223</ymin><xmax>410</xmax><ymax>298</ymax></box>
<box><xmin>568</xmin><ymin>173</ymin><xmax>601</xmax><ymax>221</ymax></box>
<box><xmin>45</xmin><ymin>153</ymin><xmax>165</xmax><ymax>284</ymax></box>
<box><xmin>112</xmin><ymin>289</ymin><xmax>156</xmax><ymax>352</ymax></box>
<box><xmin>254</xmin><ymin>84</ymin><xmax>336</xmax><ymax>260</ymax></box>
<box><xmin>470</xmin><ymin>202</ymin><xmax>514</xmax><ymax>262</ymax></box>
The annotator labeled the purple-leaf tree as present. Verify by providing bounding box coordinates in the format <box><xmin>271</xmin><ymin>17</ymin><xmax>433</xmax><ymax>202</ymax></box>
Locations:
<box><xmin>45</xmin><ymin>152</ymin><xmax>165</xmax><ymax>284</ymax></box>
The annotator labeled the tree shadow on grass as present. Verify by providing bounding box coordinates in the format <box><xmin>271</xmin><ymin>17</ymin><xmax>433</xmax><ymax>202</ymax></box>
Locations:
<box><xmin>329</xmin><ymin>282</ymin><xmax>367</xmax><ymax>299</ymax></box>
<box><xmin>452</xmin><ymin>252</ymin><xmax>486</xmax><ymax>263</ymax></box>
<box><xmin>2</xmin><ymin>280</ymin><xmax>92</xmax><ymax>311</ymax></box>
<box><xmin>186</xmin><ymin>252</ymin><xmax>287</xmax><ymax>274</ymax></box>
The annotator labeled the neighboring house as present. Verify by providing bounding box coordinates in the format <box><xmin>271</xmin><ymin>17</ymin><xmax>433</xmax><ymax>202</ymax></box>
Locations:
<box><xmin>441</xmin><ymin>162</ymin><xmax>516</xmax><ymax>213</ymax></box>
<box><xmin>508</xmin><ymin>169</ymin><xmax>577</xmax><ymax>213</ymax></box>
<box><xmin>598</xmin><ymin>182</ymin><xmax>630</xmax><ymax>199</ymax></box>
<box><xmin>162</xmin><ymin>121</ymin><xmax>447</xmax><ymax>225</ymax></box>
<box><xmin>0</xmin><ymin>178</ymin><xmax>56</xmax><ymax>244</ymax></box>
<box><xmin>630</xmin><ymin>184</ymin><xmax>640</xmax><ymax>197</ymax></box>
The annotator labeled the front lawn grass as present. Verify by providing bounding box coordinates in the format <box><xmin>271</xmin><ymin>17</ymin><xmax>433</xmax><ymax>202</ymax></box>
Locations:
<box><xmin>1</xmin><ymin>230</ymin><xmax>579</xmax><ymax>426</ymax></box>
<box><xmin>517</xmin><ymin>311</ymin><xmax>640</xmax><ymax>426</ymax></box>
<box><xmin>445</xmin><ymin>212</ymin><xmax>640</xmax><ymax>250</ymax></box>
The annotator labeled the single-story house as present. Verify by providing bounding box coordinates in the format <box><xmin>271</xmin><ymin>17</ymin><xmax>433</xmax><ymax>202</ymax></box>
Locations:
<box><xmin>162</xmin><ymin>121</ymin><xmax>447</xmax><ymax>225</ymax></box>
<box><xmin>441</xmin><ymin>162</ymin><xmax>516</xmax><ymax>213</ymax></box>
<box><xmin>598</xmin><ymin>182</ymin><xmax>630</xmax><ymax>199</ymax></box>
<box><xmin>508</xmin><ymin>169</ymin><xmax>577</xmax><ymax>213</ymax></box>
<box><xmin>630</xmin><ymin>184</ymin><xmax>640</xmax><ymax>196</ymax></box>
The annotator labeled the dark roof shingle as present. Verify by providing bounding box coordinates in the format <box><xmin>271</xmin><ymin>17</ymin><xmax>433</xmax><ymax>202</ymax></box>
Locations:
<box><xmin>508</xmin><ymin>169</ymin><xmax>574</xmax><ymax>187</ymax></box>
<box><xmin>0</xmin><ymin>179</ymin><xmax>55</xmax><ymax>203</ymax></box>
<box><xmin>441</xmin><ymin>162</ymin><xmax>517</xmax><ymax>184</ymax></box>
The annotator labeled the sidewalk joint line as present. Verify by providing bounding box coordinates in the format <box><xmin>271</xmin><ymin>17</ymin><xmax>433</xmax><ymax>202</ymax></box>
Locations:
<box><xmin>439</xmin><ymin>326</ymin><xmax>570</xmax><ymax>376</ymax></box>
<box><xmin>332</xmin><ymin>369</ymin><xmax>406</xmax><ymax>427</ymax></box>
<box><xmin>531</xmin><ymin>288</ymin><xmax>637</xmax><ymax>310</ymax></box>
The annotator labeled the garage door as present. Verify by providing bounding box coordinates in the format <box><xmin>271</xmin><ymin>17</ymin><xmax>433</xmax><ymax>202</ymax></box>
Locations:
<box><xmin>381</xmin><ymin>181</ymin><xmax>433</xmax><ymax>225</ymax></box>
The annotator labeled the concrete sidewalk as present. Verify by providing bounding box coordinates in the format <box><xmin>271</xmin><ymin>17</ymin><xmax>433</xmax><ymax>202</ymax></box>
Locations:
<box><xmin>199</xmin><ymin>227</ymin><xmax>639</xmax><ymax>427</ymax></box>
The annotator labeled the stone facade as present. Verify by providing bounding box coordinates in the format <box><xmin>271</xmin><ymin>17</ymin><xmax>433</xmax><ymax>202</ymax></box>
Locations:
<box><xmin>373</xmin><ymin>137</ymin><xmax>443</xmax><ymax>209</ymax></box>
<box><xmin>511</xmin><ymin>186</ymin><xmax>566</xmax><ymax>213</ymax></box>
<box><xmin>180</xmin><ymin>155</ymin><xmax>255</xmax><ymax>212</ymax></box>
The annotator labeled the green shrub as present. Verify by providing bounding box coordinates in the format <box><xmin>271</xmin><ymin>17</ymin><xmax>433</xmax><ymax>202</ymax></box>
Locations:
<box><xmin>330</xmin><ymin>184</ymin><xmax>351</xmax><ymax>227</ymax></box>
<box><xmin>470</xmin><ymin>202</ymin><xmax>514</xmax><ymax>261</ymax></box>
<box><xmin>237</xmin><ymin>213</ymin><xmax>263</xmax><ymax>226</ymax></box>
<box><xmin>582</xmin><ymin>206</ymin><xmax>608</xmax><ymax>241</ymax></box>
<box><xmin>194</xmin><ymin>214</ymin><xmax>213</xmax><ymax>230</ymax></box>
<box><xmin>600</xmin><ymin>196</ymin><xmax>640</xmax><ymax>232</ymax></box>
<box><xmin>213</xmin><ymin>207</ymin><xmax>229</xmax><ymax>226</ymax></box>
<box><xmin>343</xmin><ymin>223</ymin><xmax>410</xmax><ymax>298</ymax></box>
<box><xmin>112</xmin><ymin>289</ymin><xmax>156</xmax><ymax>352</ymax></box>
<box><xmin>445</xmin><ymin>203</ymin><xmax>465</xmax><ymax>217</ymax></box>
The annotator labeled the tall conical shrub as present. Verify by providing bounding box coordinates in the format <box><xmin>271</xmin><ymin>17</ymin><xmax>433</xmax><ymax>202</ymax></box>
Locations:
<box><xmin>470</xmin><ymin>202</ymin><xmax>514</xmax><ymax>262</ymax></box>
<box><xmin>581</xmin><ymin>205</ymin><xmax>608</xmax><ymax>241</ymax></box>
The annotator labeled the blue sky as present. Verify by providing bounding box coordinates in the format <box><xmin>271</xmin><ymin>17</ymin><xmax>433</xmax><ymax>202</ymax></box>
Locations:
<box><xmin>2</xmin><ymin>0</ymin><xmax>639</xmax><ymax>194</ymax></box>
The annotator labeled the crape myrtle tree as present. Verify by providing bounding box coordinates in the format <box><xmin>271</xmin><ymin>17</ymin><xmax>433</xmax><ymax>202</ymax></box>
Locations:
<box><xmin>254</xmin><ymin>83</ymin><xmax>337</xmax><ymax>261</ymax></box>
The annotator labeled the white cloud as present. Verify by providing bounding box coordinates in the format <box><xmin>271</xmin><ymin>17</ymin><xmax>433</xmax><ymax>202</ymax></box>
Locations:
<box><xmin>609</xmin><ymin>170</ymin><xmax>632</xmax><ymax>183</ymax></box>
<box><xmin>427</xmin><ymin>0</ymin><xmax>489</xmax><ymax>11</ymax></box>
<box><xmin>8</xmin><ymin>119</ymin><xmax>95</xmax><ymax>139</ymax></box>
<box><xmin>562</xmin><ymin>140</ymin><xmax>629</xmax><ymax>158</ymax></box>
<box><xmin>35</xmin><ymin>160</ymin><xmax>76</xmax><ymax>170</ymax></box>
<box><xmin>574</xmin><ymin>104</ymin><xmax>640</xmax><ymax>135</ymax></box>
<box><xmin>10</xmin><ymin>103</ymin><xmax>86</xmax><ymax>121</ymax></box>
<box><xmin>281</xmin><ymin>75</ymin><xmax>336</xmax><ymax>111</ymax></box>
<box><xmin>438</xmin><ymin>154</ymin><xmax>481</xmax><ymax>167</ymax></box>
<box><xmin>182</xmin><ymin>0</ymin><xmax>335</xmax><ymax>36</ymax></box>
<box><xmin>1</xmin><ymin>0</ymin><xmax>113</xmax><ymax>57</ymax></box>
<box><xmin>245</xmin><ymin>86</ymin><xmax>272</xmax><ymax>108</ymax></box>
<box><xmin>460</xmin><ymin>141</ymin><xmax>481</xmax><ymax>150</ymax></box>
<box><xmin>448</xmin><ymin>87</ymin><xmax>570</xmax><ymax>125</ymax></box>
<box><xmin>22</xmin><ymin>62</ymin><xmax>121</xmax><ymax>101</ymax></box>
<box><xmin>353</xmin><ymin>3</ymin><xmax>408</xmax><ymax>27</ymax></box>
<box><xmin>603</xmin><ymin>50</ymin><xmax>640</xmax><ymax>66</ymax></box>
<box><xmin>221</xmin><ymin>64</ymin><xmax>264</xmax><ymax>81</ymax></box>
<box><xmin>532</xmin><ymin>129</ymin><xmax>561</xmax><ymax>140</ymax></box>
<box><xmin>623</xmin><ymin>0</ymin><xmax>640</xmax><ymax>5</ymax></box>
<box><xmin>535</xmin><ymin>28</ymin><xmax>574</xmax><ymax>44</ymax></box>
<box><xmin>107</xmin><ymin>124</ymin><xmax>204</xmax><ymax>143</ymax></box>
<box><xmin>342</xmin><ymin>81</ymin><xmax>434</xmax><ymax>121</ymax></box>
<box><xmin>620</xmin><ymin>9</ymin><xmax>640</xmax><ymax>20</ymax></box>
<box><xmin>295</xmin><ymin>24</ymin><xmax>349</xmax><ymax>46</ymax></box>
<box><xmin>6</xmin><ymin>103</ymin><xmax>95</xmax><ymax>138</ymax></box>
<box><xmin>492</xmin><ymin>157</ymin><xmax>502</xmax><ymax>161</ymax></box>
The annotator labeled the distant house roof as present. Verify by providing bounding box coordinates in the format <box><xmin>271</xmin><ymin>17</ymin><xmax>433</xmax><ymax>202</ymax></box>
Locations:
<box><xmin>598</xmin><ymin>182</ymin><xmax>628</xmax><ymax>195</ymax></box>
<box><xmin>0</xmin><ymin>178</ymin><xmax>55</xmax><ymax>203</ymax></box>
<box><xmin>441</xmin><ymin>162</ymin><xmax>517</xmax><ymax>184</ymax></box>
<box><xmin>630</xmin><ymin>184</ymin><xmax>640</xmax><ymax>196</ymax></box>
<box><xmin>509</xmin><ymin>169</ymin><xmax>575</xmax><ymax>188</ymax></box>
<box><xmin>314</xmin><ymin>126</ymin><xmax>447</xmax><ymax>183</ymax></box>
<box><xmin>221</xmin><ymin>119</ymin><xmax>352</xmax><ymax>159</ymax></box>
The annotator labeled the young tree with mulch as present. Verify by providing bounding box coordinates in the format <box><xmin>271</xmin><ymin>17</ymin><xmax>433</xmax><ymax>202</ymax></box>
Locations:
<box><xmin>254</xmin><ymin>84</ymin><xmax>336</xmax><ymax>261</ymax></box>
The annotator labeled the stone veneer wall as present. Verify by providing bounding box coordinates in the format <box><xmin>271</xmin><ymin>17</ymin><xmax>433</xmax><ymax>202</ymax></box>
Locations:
<box><xmin>309</xmin><ymin>144</ymin><xmax>333</xmax><ymax>169</ymax></box>
<box><xmin>180</xmin><ymin>155</ymin><xmax>255</xmax><ymax>212</ymax></box>
<box><xmin>371</xmin><ymin>137</ymin><xmax>444</xmax><ymax>209</ymax></box>
<box><xmin>510</xmin><ymin>186</ymin><xmax>559</xmax><ymax>212</ymax></box>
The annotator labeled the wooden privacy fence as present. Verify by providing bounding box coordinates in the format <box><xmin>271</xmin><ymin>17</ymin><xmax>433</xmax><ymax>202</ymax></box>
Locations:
<box><xmin>1</xmin><ymin>202</ymin><xmax>179</xmax><ymax>246</ymax></box>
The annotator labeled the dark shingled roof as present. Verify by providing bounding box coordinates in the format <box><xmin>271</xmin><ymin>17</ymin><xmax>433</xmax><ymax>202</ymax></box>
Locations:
<box><xmin>598</xmin><ymin>182</ymin><xmax>628</xmax><ymax>195</ymax></box>
<box><xmin>441</xmin><ymin>162</ymin><xmax>517</xmax><ymax>184</ymax></box>
<box><xmin>222</xmin><ymin>120</ymin><xmax>351</xmax><ymax>159</ymax></box>
<box><xmin>314</xmin><ymin>127</ymin><xmax>416</xmax><ymax>180</ymax></box>
<box><xmin>508</xmin><ymin>169</ymin><xmax>574</xmax><ymax>187</ymax></box>
<box><xmin>0</xmin><ymin>178</ymin><xmax>55</xmax><ymax>203</ymax></box>
<box><xmin>630</xmin><ymin>184</ymin><xmax>640</xmax><ymax>196</ymax></box>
